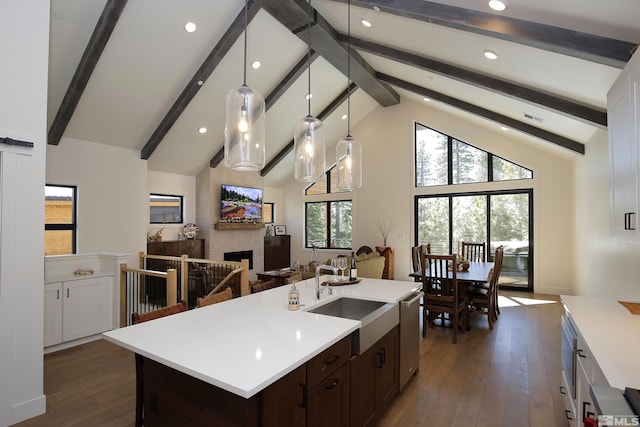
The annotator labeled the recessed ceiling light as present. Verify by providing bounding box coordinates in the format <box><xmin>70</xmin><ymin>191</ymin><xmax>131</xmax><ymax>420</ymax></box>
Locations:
<box><xmin>184</xmin><ymin>22</ymin><xmax>196</xmax><ymax>33</ymax></box>
<box><xmin>251</xmin><ymin>60</ymin><xmax>261</xmax><ymax>69</ymax></box>
<box><xmin>198</xmin><ymin>127</ymin><xmax>207</xmax><ymax>134</ymax></box>
<box><xmin>500</xmin><ymin>125</ymin><xmax>508</xmax><ymax>131</ymax></box>
<box><xmin>423</xmin><ymin>97</ymin><xmax>431</xmax><ymax>102</ymax></box>
<box><xmin>305</xmin><ymin>93</ymin><xmax>312</xmax><ymax>101</ymax></box>
<box><xmin>341</xmin><ymin>114</ymin><xmax>348</xmax><ymax>120</ymax></box>
<box><xmin>488</xmin><ymin>0</ymin><xmax>507</xmax><ymax>11</ymax></box>
<box><xmin>484</xmin><ymin>50</ymin><xmax>498</xmax><ymax>60</ymax></box>
<box><xmin>373</xmin><ymin>6</ymin><xmax>381</xmax><ymax>12</ymax></box>
<box><xmin>361</xmin><ymin>19</ymin><xmax>372</xmax><ymax>27</ymax></box>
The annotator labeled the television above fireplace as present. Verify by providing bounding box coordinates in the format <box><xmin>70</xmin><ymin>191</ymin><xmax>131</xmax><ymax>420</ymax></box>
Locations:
<box><xmin>220</xmin><ymin>184</ymin><xmax>263</xmax><ymax>221</ymax></box>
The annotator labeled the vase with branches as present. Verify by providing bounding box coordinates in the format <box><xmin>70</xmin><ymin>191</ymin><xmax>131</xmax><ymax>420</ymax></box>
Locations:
<box><xmin>377</xmin><ymin>219</ymin><xmax>394</xmax><ymax>246</ymax></box>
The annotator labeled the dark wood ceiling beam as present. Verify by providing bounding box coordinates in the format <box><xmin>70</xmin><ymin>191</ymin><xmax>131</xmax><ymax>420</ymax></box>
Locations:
<box><xmin>209</xmin><ymin>51</ymin><xmax>319</xmax><ymax>168</ymax></box>
<box><xmin>261</xmin><ymin>83</ymin><xmax>356</xmax><ymax>176</ymax></box>
<box><xmin>254</xmin><ymin>0</ymin><xmax>399</xmax><ymax>106</ymax></box>
<box><xmin>343</xmin><ymin>35</ymin><xmax>607</xmax><ymax>128</ymax></box>
<box><xmin>140</xmin><ymin>1</ymin><xmax>260</xmax><ymax>160</ymax></box>
<box><xmin>329</xmin><ymin>0</ymin><xmax>636</xmax><ymax>68</ymax></box>
<box><xmin>377</xmin><ymin>73</ymin><xmax>585</xmax><ymax>154</ymax></box>
<box><xmin>48</xmin><ymin>0</ymin><xmax>128</xmax><ymax>146</ymax></box>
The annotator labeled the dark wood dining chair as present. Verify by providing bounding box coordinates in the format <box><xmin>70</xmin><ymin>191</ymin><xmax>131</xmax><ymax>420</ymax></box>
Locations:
<box><xmin>249</xmin><ymin>279</ymin><xmax>278</xmax><ymax>293</ymax></box>
<box><xmin>461</xmin><ymin>241</ymin><xmax>486</xmax><ymax>262</ymax></box>
<box><xmin>421</xmin><ymin>253</ymin><xmax>468</xmax><ymax>343</ymax></box>
<box><xmin>131</xmin><ymin>301</ymin><xmax>188</xmax><ymax>427</ymax></box>
<box><xmin>469</xmin><ymin>246</ymin><xmax>504</xmax><ymax>329</ymax></box>
<box><xmin>411</xmin><ymin>244</ymin><xmax>431</xmax><ymax>282</ymax></box>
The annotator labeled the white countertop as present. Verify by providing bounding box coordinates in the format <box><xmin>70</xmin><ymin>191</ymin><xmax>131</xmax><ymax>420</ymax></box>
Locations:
<box><xmin>561</xmin><ymin>295</ymin><xmax>640</xmax><ymax>390</ymax></box>
<box><xmin>103</xmin><ymin>276</ymin><xmax>420</xmax><ymax>398</ymax></box>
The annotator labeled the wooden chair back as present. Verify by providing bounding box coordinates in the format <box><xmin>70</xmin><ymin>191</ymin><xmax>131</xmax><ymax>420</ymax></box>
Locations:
<box><xmin>284</xmin><ymin>272</ymin><xmax>302</xmax><ymax>284</ymax></box>
<box><xmin>461</xmin><ymin>241</ymin><xmax>486</xmax><ymax>262</ymax></box>
<box><xmin>249</xmin><ymin>279</ymin><xmax>278</xmax><ymax>293</ymax></box>
<box><xmin>411</xmin><ymin>244</ymin><xmax>431</xmax><ymax>272</ymax></box>
<box><xmin>131</xmin><ymin>300</ymin><xmax>187</xmax><ymax>325</ymax></box>
<box><xmin>420</xmin><ymin>252</ymin><xmax>467</xmax><ymax>343</ymax></box>
<box><xmin>196</xmin><ymin>287</ymin><xmax>233</xmax><ymax>308</ymax></box>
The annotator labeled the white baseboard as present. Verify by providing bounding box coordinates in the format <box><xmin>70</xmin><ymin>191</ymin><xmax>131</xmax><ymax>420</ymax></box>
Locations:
<box><xmin>11</xmin><ymin>394</ymin><xmax>46</xmax><ymax>425</ymax></box>
<box><xmin>44</xmin><ymin>334</ymin><xmax>104</xmax><ymax>355</ymax></box>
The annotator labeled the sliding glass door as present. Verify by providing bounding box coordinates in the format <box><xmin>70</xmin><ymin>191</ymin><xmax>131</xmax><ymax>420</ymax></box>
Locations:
<box><xmin>415</xmin><ymin>189</ymin><xmax>532</xmax><ymax>291</ymax></box>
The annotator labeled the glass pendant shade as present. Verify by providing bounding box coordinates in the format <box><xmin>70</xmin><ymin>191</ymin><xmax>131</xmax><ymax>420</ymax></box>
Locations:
<box><xmin>224</xmin><ymin>84</ymin><xmax>266</xmax><ymax>171</ymax></box>
<box><xmin>294</xmin><ymin>116</ymin><xmax>325</xmax><ymax>182</ymax></box>
<box><xmin>336</xmin><ymin>135</ymin><xmax>362</xmax><ymax>190</ymax></box>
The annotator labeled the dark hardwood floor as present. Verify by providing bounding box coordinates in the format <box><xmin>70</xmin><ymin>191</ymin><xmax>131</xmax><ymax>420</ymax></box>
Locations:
<box><xmin>14</xmin><ymin>291</ymin><xmax>568</xmax><ymax>427</ymax></box>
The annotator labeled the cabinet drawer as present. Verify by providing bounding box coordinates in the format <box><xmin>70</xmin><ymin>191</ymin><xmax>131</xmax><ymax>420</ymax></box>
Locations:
<box><xmin>560</xmin><ymin>370</ymin><xmax>577</xmax><ymax>427</ymax></box>
<box><xmin>307</xmin><ymin>336</ymin><xmax>351</xmax><ymax>390</ymax></box>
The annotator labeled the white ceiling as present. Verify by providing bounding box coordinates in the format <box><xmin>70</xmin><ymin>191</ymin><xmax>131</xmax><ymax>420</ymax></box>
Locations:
<box><xmin>48</xmin><ymin>0</ymin><xmax>640</xmax><ymax>187</ymax></box>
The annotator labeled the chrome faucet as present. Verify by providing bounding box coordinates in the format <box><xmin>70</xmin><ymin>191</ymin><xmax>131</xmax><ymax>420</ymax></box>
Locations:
<box><xmin>315</xmin><ymin>264</ymin><xmax>338</xmax><ymax>301</ymax></box>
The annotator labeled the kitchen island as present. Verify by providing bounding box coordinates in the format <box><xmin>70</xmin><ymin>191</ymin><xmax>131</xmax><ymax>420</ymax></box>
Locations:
<box><xmin>103</xmin><ymin>276</ymin><xmax>421</xmax><ymax>426</ymax></box>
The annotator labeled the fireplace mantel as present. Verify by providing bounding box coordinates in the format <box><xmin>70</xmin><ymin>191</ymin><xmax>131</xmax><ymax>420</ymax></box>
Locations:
<box><xmin>214</xmin><ymin>223</ymin><xmax>264</xmax><ymax>231</ymax></box>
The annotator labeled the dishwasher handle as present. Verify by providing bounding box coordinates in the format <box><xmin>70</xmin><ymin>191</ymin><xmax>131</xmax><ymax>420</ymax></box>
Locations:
<box><xmin>401</xmin><ymin>291</ymin><xmax>424</xmax><ymax>307</ymax></box>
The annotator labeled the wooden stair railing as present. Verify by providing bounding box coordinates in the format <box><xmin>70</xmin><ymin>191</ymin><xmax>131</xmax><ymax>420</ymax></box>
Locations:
<box><xmin>119</xmin><ymin>263</ymin><xmax>177</xmax><ymax>327</ymax></box>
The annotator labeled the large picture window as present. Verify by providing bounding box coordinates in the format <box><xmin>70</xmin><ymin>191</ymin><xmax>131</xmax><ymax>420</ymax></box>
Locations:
<box><xmin>45</xmin><ymin>184</ymin><xmax>77</xmax><ymax>255</ymax></box>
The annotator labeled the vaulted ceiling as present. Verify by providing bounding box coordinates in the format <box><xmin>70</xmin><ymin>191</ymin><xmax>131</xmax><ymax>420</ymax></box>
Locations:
<box><xmin>48</xmin><ymin>0</ymin><xmax>640</xmax><ymax>187</ymax></box>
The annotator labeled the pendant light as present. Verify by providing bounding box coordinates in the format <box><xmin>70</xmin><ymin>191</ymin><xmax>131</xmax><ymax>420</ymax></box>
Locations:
<box><xmin>336</xmin><ymin>0</ymin><xmax>362</xmax><ymax>190</ymax></box>
<box><xmin>224</xmin><ymin>0</ymin><xmax>266</xmax><ymax>171</ymax></box>
<box><xmin>293</xmin><ymin>0</ymin><xmax>326</xmax><ymax>183</ymax></box>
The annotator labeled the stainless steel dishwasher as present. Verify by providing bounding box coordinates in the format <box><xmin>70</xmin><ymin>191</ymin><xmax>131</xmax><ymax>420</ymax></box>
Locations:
<box><xmin>399</xmin><ymin>290</ymin><xmax>424</xmax><ymax>391</ymax></box>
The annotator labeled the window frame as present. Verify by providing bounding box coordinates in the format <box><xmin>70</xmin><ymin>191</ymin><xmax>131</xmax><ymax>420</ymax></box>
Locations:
<box><xmin>414</xmin><ymin>121</ymin><xmax>532</xmax><ymax>187</ymax></box>
<box><xmin>304</xmin><ymin>199</ymin><xmax>353</xmax><ymax>250</ymax></box>
<box><xmin>263</xmin><ymin>202</ymin><xmax>275</xmax><ymax>224</ymax></box>
<box><xmin>45</xmin><ymin>184</ymin><xmax>77</xmax><ymax>255</ymax></box>
<box><xmin>149</xmin><ymin>193</ymin><xmax>184</xmax><ymax>224</ymax></box>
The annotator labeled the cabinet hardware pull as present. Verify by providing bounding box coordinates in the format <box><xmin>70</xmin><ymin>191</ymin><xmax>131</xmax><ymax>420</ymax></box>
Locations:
<box><xmin>325</xmin><ymin>379</ymin><xmax>340</xmax><ymax>390</ymax></box>
<box><xmin>577</xmin><ymin>349</ymin><xmax>586</xmax><ymax>358</ymax></box>
<box><xmin>299</xmin><ymin>384</ymin><xmax>307</xmax><ymax>408</ymax></box>
<box><xmin>381</xmin><ymin>347</ymin><xmax>386</xmax><ymax>363</ymax></box>
<box><xmin>66</xmin><ymin>288</ymin><xmax>69</xmax><ymax>298</ymax></box>
<box><xmin>376</xmin><ymin>352</ymin><xmax>383</xmax><ymax>369</ymax></box>
<box><xmin>630</xmin><ymin>212</ymin><xmax>636</xmax><ymax>230</ymax></box>
<box><xmin>565</xmin><ymin>409</ymin><xmax>573</xmax><ymax>420</ymax></box>
<box><xmin>56</xmin><ymin>289</ymin><xmax>60</xmax><ymax>300</ymax></box>
<box><xmin>559</xmin><ymin>386</ymin><xmax>566</xmax><ymax>395</ymax></box>
<box><xmin>325</xmin><ymin>355</ymin><xmax>340</xmax><ymax>366</ymax></box>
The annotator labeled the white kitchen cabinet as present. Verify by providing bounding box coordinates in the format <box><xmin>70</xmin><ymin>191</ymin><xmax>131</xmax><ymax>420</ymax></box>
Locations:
<box><xmin>609</xmin><ymin>50</ymin><xmax>640</xmax><ymax>239</ymax></box>
<box><xmin>44</xmin><ymin>275</ymin><xmax>113</xmax><ymax>348</ymax></box>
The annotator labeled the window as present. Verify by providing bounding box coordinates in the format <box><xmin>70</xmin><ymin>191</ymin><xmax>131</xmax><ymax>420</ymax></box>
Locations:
<box><xmin>415</xmin><ymin>190</ymin><xmax>532</xmax><ymax>291</ymax></box>
<box><xmin>305</xmin><ymin>200</ymin><xmax>352</xmax><ymax>249</ymax></box>
<box><xmin>304</xmin><ymin>165</ymin><xmax>353</xmax><ymax>249</ymax></box>
<box><xmin>149</xmin><ymin>194</ymin><xmax>183</xmax><ymax>224</ymax></box>
<box><xmin>415</xmin><ymin>122</ymin><xmax>531</xmax><ymax>187</ymax></box>
<box><xmin>263</xmin><ymin>202</ymin><xmax>274</xmax><ymax>224</ymax></box>
<box><xmin>45</xmin><ymin>185</ymin><xmax>77</xmax><ymax>255</ymax></box>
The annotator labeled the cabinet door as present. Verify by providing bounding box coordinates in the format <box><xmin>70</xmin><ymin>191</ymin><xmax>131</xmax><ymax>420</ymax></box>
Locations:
<box><xmin>307</xmin><ymin>362</ymin><xmax>350</xmax><ymax>427</ymax></box>
<box><xmin>608</xmin><ymin>70</ymin><xmax>637</xmax><ymax>235</ymax></box>
<box><xmin>576</xmin><ymin>358</ymin><xmax>597</xmax><ymax>425</ymax></box>
<box><xmin>261</xmin><ymin>365</ymin><xmax>306</xmax><ymax>427</ymax></box>
<box><xmin>63</xmin><ymin>276</ymin><xmax>113</xmax><ymax>342</ymax></box>
<box><xmin>350</xmin><ymin>345</ymin><xmax>377</xmax><ymax>427</ymax></box>
<box><xmin>44</xmin><ymin>282</ymin><xmax>63</xmax><ymax>347</ymax></box>
<box><xmin>375</xmin><ymin>327</ymin><xmax>398</xmax><ymax>412</ymax></box>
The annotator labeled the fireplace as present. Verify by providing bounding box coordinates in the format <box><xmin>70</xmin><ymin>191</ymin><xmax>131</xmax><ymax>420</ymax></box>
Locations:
<box><xmin>224</xmin><ymin>250</ymin><xmax>254</xmax><ymax>270</ymax></box>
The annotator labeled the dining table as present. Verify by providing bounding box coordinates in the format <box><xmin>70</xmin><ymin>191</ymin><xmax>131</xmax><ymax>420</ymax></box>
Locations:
<box><xmin>409</xmin><ymin>261</ymin><xmax>494</xmax><ymax>330</ymax></box>
<box><xmin>409</xmin><ymin>261</ymin><xmax>494</xmax><ymax>284</ymax></box>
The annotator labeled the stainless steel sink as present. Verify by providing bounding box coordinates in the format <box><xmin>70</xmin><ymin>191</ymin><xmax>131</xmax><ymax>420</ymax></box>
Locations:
<box><xmin>307</xmin><ymin>297</ymin><xmax>398</xmax><ymax>354</ymax></box>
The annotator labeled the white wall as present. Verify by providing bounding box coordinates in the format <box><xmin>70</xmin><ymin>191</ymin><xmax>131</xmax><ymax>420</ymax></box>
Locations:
<box><xmin>574</xmin><ymin>129</ymin><xmax>640</xmax><ymax>300</ymax></box>
<box><xmin>0</xmin><ymin>1</ymin><xmax>49</xmax><ymax>425</ymax></box>
<box><xmin>148</xmin><ymin>170</ymin><xmax>196</xmax><ymax>241</ymax></box>
<box><xmin>47</xmin><ymin>138</ymin><xmax>148</xmax><ymax>268</ymax></box>
<box><xmin>284</xmin><ymin>98</ymin><xmax>576</xmax><ymax>295</ymax></box>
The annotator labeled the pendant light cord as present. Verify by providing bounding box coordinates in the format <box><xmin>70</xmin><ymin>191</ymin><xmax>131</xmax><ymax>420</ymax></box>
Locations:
<box><xmin>243</xmin><ymin>0</ymin><xmax>248</xmax><ymax>86</ymax></box>
<box><xmin>347</xmin><ymin>0</ymin><xmax>351</xmax><ymax>137</ymax></box>
<box><xmin>307</xmin><ymin>0</ymin><xmax>312</xmax><ymax>117</ymax></box>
